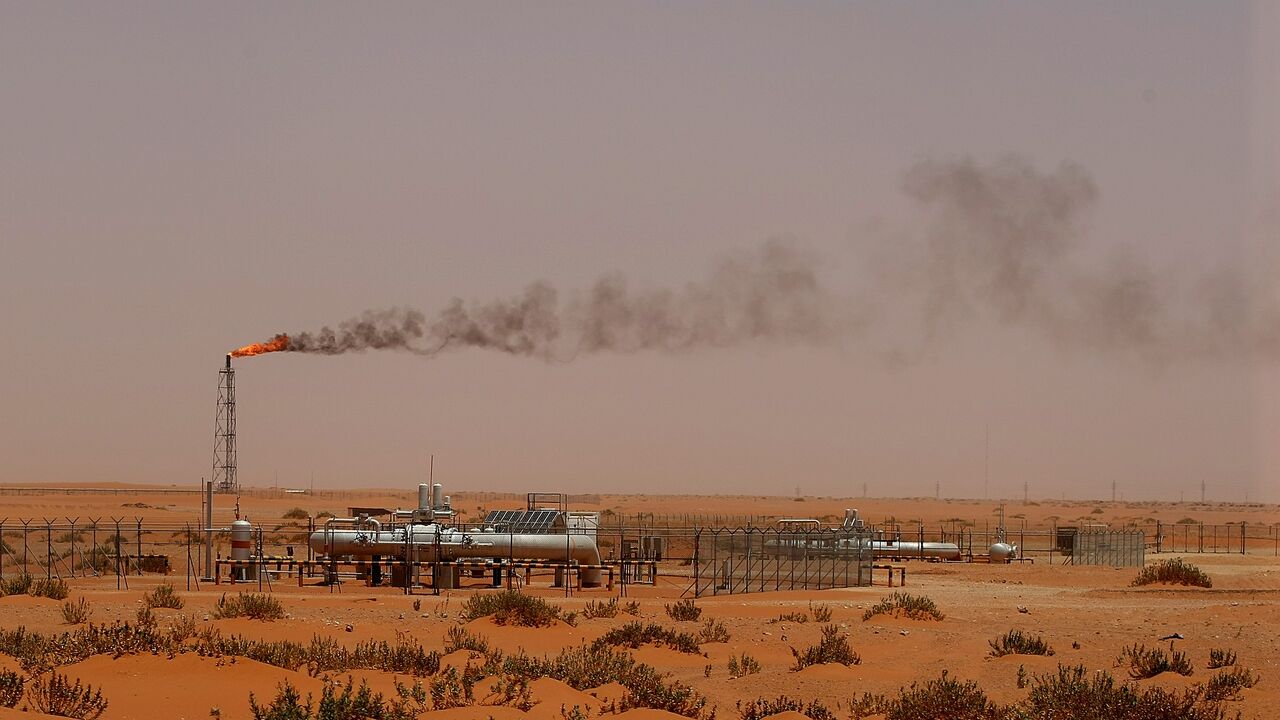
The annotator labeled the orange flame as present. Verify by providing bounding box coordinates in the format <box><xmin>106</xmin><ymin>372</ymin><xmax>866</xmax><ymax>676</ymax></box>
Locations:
<box><xmin>230</xmin><ymin>334</ymin><xmax>290</xmax><ymax>358</ymax></box>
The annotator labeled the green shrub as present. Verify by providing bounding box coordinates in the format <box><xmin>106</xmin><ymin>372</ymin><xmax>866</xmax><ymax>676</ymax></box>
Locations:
<box><xmin>460</xmin><ymin>590</ymin><xmax>562</xmax><ymax>627</ymax></box>
<box><xmin>0</xmin><ymin>669</ymin><xmax>24</xmax><ymax>708</ymax></box>
<box><xmin>212</xmin><ymin>592</ymin><xmax>286</xmax><ymax>621</ymax></box>
<box><xmin>27</xmin><ymin>672</ymin><xmax>109</xmax><ymax>720</ymax></box>
<box><xmin>1118</xmin><ymin>643</ymin><xmax>1194</xmax><ymax>679</ymax></box>
<box><xmin>738</xmin><ymin>696</ymin><xmax>836</xmax><ymax>720</ymax></box>
<box><xmin>988</xmin><ymin>629</ymin><xmax>1054</xmax><ymax>657</ymax></box>
<box><xmin>809</xmin><ymin>602</ymin><xmax>833</xmax><ymax>622</ymax></box>
<box><xmin>862</xmin><ymin>592</ymin><xmax>944</xmax><ymax>621</ymax></box>
<box><xmin>1132</xmin><ymin>558</ymin><xmax>1212</xmax><ymax>588</ymax></box>
<box><xmin>143</xmin><ymin>583</ymin><xmax>184</xmax><ymax>609</ymax></box>
<box><xmin>791</xmin><ymin>625</ymin><xmax>860</xmax><ymax>670</ymax></box>
<box><xmin>664</xmin><ymin>598</ymin><xmax>702</xmax><ymax>622</ymax></box>
<box><xmin>61</xmin><ymin>598</ymin><xmax>92</xmax><ymax>625</ymax></box>
<box><xmin>1202</xmin><ymin>666</ymin><xmax>1257</xmax><ymax>701</ymax></box>
<box><xmin>1207</xmin><ymin>648</ymin><xmax>1236</xmax><ymax>669</ymax></box>
<box><xmin>622</xmin><ymin>600</ymin><xmax>641</xmax><ymax>616</ymax></box>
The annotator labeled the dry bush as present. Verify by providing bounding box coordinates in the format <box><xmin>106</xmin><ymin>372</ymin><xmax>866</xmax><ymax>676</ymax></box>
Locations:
<box><xmin>727</xmin><ymin>653</ymin><xmax>761</xmax><ymax>678</ymax></box>
<box><xmin>582</xmin><ymin>598</ymin><xmax>618</xmax><ymax>619</ymax></box>
<box><xmin>143</xmin><ymin>583</ymin><xmax>184</xmax><ymax>609</ymax></box>
<box><xmin>443</xmin><ymin>626</ymin><xmax>490</xmax><ymax>654</ymax></box>
<box><xmin>862</xmin><ymin>592</ymin><xmax>944</xmax><ymax>621</ymax></box>
<box><xmin>593</xmin><ymin>622</ymin><xmax>702</xmax><ymax>654</ymax></box>
<box><xmin>1207</xmin><ymin>648</ymin><xmax>1236</xmax><ymax>669</ymax></box>
<box><xmin>61</xmin><ymin>598</ymin><xmax>92</xmax><ymax>625</ymax></box>
<box><xmin>281</xmin><ymin>507</ymin><xmax>310</xmax><ymax>520</ymax></box>
<box><xmin>27</xmin><ymin>672</ymin><xmax>108</xmax><ymax>720</ymax></box>
<box><xmin>0</xmin><ymin>670</ymin><xmax>24</xmax><ymax>708</ymax></box>
<box><xmin>1202</xmin><ymin>666</ymin><xmax>1258</xmax><ymax>701</ymax></box>
<box><xmin>872</xmin><ymin>671</ymin><xmax>1002</xmax><ymax>720</ymax></box>
<box><xmin>988</xmin><ymin>629</ymin><xmax>1054</xmax><ymax>657</ymax></box>
<box><xmin>1132</xmin><ymin>558</ymin><xmax>1212</xmax><ymax>588</ymax></box>
<box><xmin>809</xmin><ymin>602</ymin><xmax>833</xmax><ymax>622</ymax></box>
<box><xmin>622</xmin><ymin>600</ymin><xmax>642</xmax><ymax>616</ymax></box>
<box><xmin>696</xmin><ymin>619</ymin><xmax>731</xmax><ymax>644</ymax></box>
<box><xmin>212</xmin><ymin>592</ymin><xmax>285</xmax><ymax>621</ymax></box>
<box><xmin>1020</xmin><ymin>664</ymin><xmax>1231</xmax><ymax>720</ymax></box>
<box><xmin>791</xmin><ymin>625</ymin><xmax>860</xmax><ymax>670</ymax></box>
<box><xmin>738</xmin><ymin>696</ymin><xmax>837</xmax><ymax>720</ymax></box>
<box><xmin>461</xmin><ymin>590</ymin><xmax>562</xmax><ymax>627</ymax></box>
<box><xmin>772</xmin><ymin>611</ymin><xmax>809</xmax><ymax>624</ymax></box>
<box><xmin>1117</xmin><ymin>643</ymin><xmax>1194</xmax><ymax>679</ymax></box>
<box><xmin>664</xmin><ymin>598</ymin><xmax>702</xmax><ymax>622</ymax></box>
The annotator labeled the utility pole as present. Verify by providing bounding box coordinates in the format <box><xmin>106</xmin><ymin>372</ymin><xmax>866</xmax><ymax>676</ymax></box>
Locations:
<box><xmin>1112</xmin><ymin>481</ymin><xmax>1117</xmax><ymax>503</ymax></box>
<box><xmin>1023</xmin><ymin>481</ymin><xmax>1028</xmax><ymax>504</ymax></box>
<box><xmin>1201</xmin><ymin>480</ymin><xmax>1206</xmax><ymax>504</ymax></box>
<box><xmin>935</xmin><ymin>480</ymin><xmax>940</xmax><ymax>500</ymax></box>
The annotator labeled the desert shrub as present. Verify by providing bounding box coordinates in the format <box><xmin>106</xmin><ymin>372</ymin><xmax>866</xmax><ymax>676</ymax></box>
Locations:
<box><xmin>622</xmin><ymin>600</ymin><xmax>642</xmax><ymax>616</ymax></box>
<box><xmin>281</xmin><ymin>507</ymin><xmax>310</xmax><ymax>520</ymax></box>
<box><xmin>168</xmin><ymin>614</ymin><xmax>198</xmax><ymax>642</ymax></box>
<box><xmin>810</xmin><ymin>602</ymin><xmax>833</xmax><ymax>622</ymax></box>
<box><xmin>616</xmin><ymin>663</ymin><xmax>710</xmax><ymax>718</ymax></box>
<box><xmin>135</xmin><ymin>605</ymin><xmax>157</xmax><ymax>629</ymax></box>
<box><xmin>738</xmin><ymin>696</ymin><xmax>837</xmax><ymax>720</ymax></box>
<box><xmin>1202</xmin><ymin>666</ymin><xmax>1258</xmax><ymax>701</ymax></box>
<box><xmin>27</xmin><ymin>672</ymin><xmax>109</xmax><ymax>720</ymax></box>
<box><xmin>460</xmin><ymin>590</ymin><xmax>562</xmax><ymax>627</ymax></box>
<box><xmin>1</xmin><ymin>574</ymin><xmax>33</xmax><ymax>596</ymax></box>
<box><xmin>1118</xmin><ymin>643</ymin><xmax>1194</xmax><ymax>679</ymax></box>
<box><xmin>664</xmin><ymin>598</ymin><xmax>702</xmax><ymax>622</ymax></box>
<box><xmin>144</xmin><ymin>583</ymin><xmax>185</xmax><ymax>609</ymax></box>
<box><xmin>1018</xmin><ymin>664</ymin><xmax>1231</xmax><ymax>720</ymax></box>
<box><xmin>55</xmin><ymin>532</ymin><xmax>87</xmax><ymax>544</ymax></box>
<box><xmin>876</xmin><ymin>671</ymin><xmax>1001</xmax><ymax>720</ymax></box>
<box><xmin>791</xmin><ymin>624</ymin><xmax>860</xmax><ymax>670</ymax></box>
<box><xmin>0</xmin><ymin>670</ymin><xmax>24</xmax><ymax>708</ymax></box>
<box><xmin>696</xmin><ymin>619</ymin><xmax>730</xmax><ymax>644</ymax></box>
<box><xmin>443</xmin><ymin>626</ymin><xmax>490</xmax><ymax>654</ymax></box>
<box><xmin>428</xmin><ymin>666</ymin><xmax>476</xmax><ymax>709</ymax></box>
<box><xmin>1132</xmin><ymin>558</ymin><xmax>1212</xmax><ymax>588</ymax></box>
<box><xmin>988</xmin><ymin>629</ymin><xmax>1054</xmax><ymax>657</ymax></box>
<box><xmin>728</xmin><ymin>653</ymin><xmax>761</xmax><ymax>678</ymax></box>
<box><xmin>61</xmin><ymin>597</ymin><xmax>92</xmax><ymax>625</ymax></box>
<box><xmin>250</xmin><ymin>677</ymin><xmax>415</xmax><ymax>720</ymax></box>
<box><xmin>582</xmin><ymin>598</ymin><xmax>618</xmax><ymax>619</ymax></box>
<box><xmin>212</xmin><ymin>592</ymin><xmax>285</xmax><ymax>621</ymax></box>
<box><xmin>593</xmin><ymin>622</ymin><xmax>702</xmax><ymax>654</ymax></box>
<box><xmin>862</xmin><ymin>592</ymin><xmax>944</xmax><ymax>621</ymax></box>
<box><xmin>1207</xmin><ymin>648</ymin><xmax>1236</xmax><ymax>669</ymax></box>
<box><xmin>773</xmin><ymin>611</ymin><xmax>809</xmax><ymax>624</ymax></box>
<box><xmin>33</xmin><ymin>578</ymin><xmax>70</xmax><ymax>601</ymax></box>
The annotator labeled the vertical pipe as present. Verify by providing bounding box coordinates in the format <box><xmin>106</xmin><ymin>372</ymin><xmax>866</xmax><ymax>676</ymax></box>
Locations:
<box><xmin>204</xmin><ymin>480</ymin><xmax>214</xmax><ymax>580</ymax></box>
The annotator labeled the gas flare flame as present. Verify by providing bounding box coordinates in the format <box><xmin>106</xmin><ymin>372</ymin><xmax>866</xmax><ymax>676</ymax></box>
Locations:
<box><xmin>230</xmin><ymin>334</ymin><xmax>290</xmax><ymax>358</ymax></box>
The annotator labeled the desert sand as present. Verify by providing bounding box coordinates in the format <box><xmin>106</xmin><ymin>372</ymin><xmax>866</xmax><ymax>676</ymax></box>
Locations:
<box><xmin>0</xmin><ymin>486</ymin><xmax>1277</xmax><ymax>719</ymax></box>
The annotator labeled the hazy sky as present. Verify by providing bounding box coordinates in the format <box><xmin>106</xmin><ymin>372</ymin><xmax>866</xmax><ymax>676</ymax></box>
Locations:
<box><xmin>2</xmin><ymin>2</ymin><xmax>1277</xmax><ymax>501</ymax></box>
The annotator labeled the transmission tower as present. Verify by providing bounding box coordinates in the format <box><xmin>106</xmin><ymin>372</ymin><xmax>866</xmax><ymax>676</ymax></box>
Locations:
<box><xmin>213</xmin><ymin>354</ymin><xmax>238</xmax><ymax>494</ymax></box>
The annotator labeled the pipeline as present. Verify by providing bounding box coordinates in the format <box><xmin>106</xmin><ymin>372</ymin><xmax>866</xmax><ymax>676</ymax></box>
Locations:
<box><xmin>309</xmin><ymin>523</ymin><xmax>604</xmax><ymax>587</ymax></box>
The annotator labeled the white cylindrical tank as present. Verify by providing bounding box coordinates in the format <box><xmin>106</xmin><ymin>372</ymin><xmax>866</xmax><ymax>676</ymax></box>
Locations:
<box><xmin>230</xmin><ymin>519</ymin><xmax>255</xmax><ymax>580</ymax></box>
<box><xmin>989</xmin><ymin>542</ymin><xmax>1017</xmax><ymax>563</ymax></box>
<box><xmin>418</xmin><ymin>484</ymin><xmax>431</xmax><ymax>511</ymax></box>
<box><xmin>432</xmin><ymin>483</ymin><xmax>443</xmax><ymax>509</ymax></box>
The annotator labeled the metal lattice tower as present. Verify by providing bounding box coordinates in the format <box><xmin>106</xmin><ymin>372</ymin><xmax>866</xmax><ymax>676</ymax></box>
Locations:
<box><xmin>213</xmin><ymin>354</ymin><xmax>238</xmax><ymax>494</ymax></box>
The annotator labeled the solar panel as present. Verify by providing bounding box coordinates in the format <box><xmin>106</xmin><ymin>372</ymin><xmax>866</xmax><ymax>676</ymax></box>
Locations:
<box><xmin>484</xmin><ymin>509</ymin><xmax>562</xmax><ymax>533</ymax></box>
